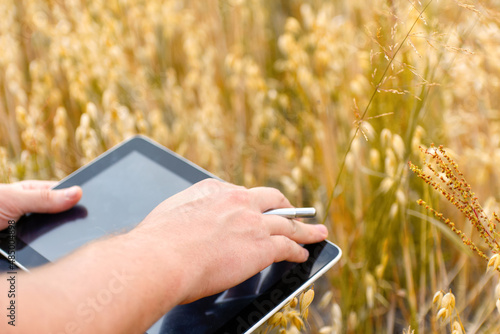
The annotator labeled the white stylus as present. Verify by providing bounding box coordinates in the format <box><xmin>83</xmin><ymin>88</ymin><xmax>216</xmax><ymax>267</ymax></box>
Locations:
<box><xmin>263</xmin><ymin>207</ymin><xmax>316</xmax><ymax>219</ymax></box>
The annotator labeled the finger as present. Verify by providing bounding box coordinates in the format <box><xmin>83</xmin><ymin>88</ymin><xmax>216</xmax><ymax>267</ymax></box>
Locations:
<box><xmin>270</xmin><ymin>235</ymin><xmax>310</xmax><ymax>263</ymax></box>
<box><xmin>16</xmin><ymin>180</ymin><xmax>58</xmax><ymax>191</ymax></box>
<box><xmin>264</xmin><ymin>215</ymin><xmax>328</xmax><ymax>243</ymax></box>
<box><xmin>12</xmin><ymin>185</ymin><xmax>83</xmax><ymax>216</ymax></box>
<box><xmin>248</xmin><ymin>187</ymin><xmax>293</xmax><ymax>212</ymax></box>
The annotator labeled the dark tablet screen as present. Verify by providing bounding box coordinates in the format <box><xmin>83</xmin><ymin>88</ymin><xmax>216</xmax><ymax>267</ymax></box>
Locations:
<box><xmin>0</xmin><ymin>136</ymin><xmax>341</xmax><ymax>334</ymax></box>
<box><xmin>17</xmin><ymin>150</ymin><xmax>194</xmax><ymax>262</ymax></box>
<box><xmin>157</xmin><ymin>240</ymin><xmax>340</xmax><ymax>334</ymax></box>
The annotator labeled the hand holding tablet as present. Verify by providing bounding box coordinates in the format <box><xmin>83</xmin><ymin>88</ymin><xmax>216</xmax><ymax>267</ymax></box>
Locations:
<box><xmin>0</xmin><ymin>136</ymin><xmax>341</xmax><ymax>334</ymax></box>
<box><xmin>0</xmin><ymin>180</ymin><xmax>82</xmax><ymax>231</ymax></box>
<box><xmin>134</xmin><ymin>179</ymin><xmax>328</xmax><ymax>304</ymax></box>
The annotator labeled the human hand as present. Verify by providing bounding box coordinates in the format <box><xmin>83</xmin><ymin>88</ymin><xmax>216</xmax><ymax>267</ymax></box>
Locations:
<box><xmin>133</xmin><ymin>179</ymin><xmax>328</xmax><ymax>304</ymax></box>
<box><xmin>0</xmin><ymin>180</ymin><xmax>82</xmax><ymax>230</ymax></box>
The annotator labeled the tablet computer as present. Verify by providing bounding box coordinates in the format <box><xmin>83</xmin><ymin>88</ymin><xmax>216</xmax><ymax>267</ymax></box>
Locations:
<box><xmin>0</xmin><ymin>135</ymin><xmax>341</xmax><ymax>334</ymax></box>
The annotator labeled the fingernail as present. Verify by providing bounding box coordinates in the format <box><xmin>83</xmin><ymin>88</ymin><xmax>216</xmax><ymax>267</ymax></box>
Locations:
<box><xmin>316</xmin><ymin>224</ymin><xmax>328</xmax><ymax>237</ymax></box>
<box><xmin>65</xmin><ymin>186</ymin><xmax>80</xmax><ymax>200</ymax></box>
<box><xmin>303</xmin><ymin>248</ymin><xmax>310</xmax><ymax>261</ymax></box>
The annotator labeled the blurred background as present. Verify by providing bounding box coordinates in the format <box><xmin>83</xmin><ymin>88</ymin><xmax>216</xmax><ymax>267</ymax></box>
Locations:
<box><xmin>1</xmin><ymin>0</ymin><xmax>500</xmax><ymax>332</ymax></box>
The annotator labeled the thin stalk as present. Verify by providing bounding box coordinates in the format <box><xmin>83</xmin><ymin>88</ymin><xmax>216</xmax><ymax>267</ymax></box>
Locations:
<box><xmin>322</xmin><ymin>0</ymin><xmax>434</xmax><ymax>224</ymax></box>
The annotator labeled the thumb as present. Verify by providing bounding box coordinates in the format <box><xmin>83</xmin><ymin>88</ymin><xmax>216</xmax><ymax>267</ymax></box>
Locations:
<box><xmin>14</xmin><ymin>186</ymin><xmax>83</xmax><ymax>216</ymax></box>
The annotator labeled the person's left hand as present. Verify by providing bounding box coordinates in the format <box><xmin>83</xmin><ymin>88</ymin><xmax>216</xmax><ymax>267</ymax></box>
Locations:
<box><xmin>0</xmin><ymin>180</ymin><xmax>82</xmax><ymax>230</ymax></box>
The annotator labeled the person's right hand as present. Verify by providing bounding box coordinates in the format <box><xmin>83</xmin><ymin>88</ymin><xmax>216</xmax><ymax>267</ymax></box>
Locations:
<box><xmin>132</xmin><ymin>178</ymin><xmax>328</xmax><ymax>304</ymax></box>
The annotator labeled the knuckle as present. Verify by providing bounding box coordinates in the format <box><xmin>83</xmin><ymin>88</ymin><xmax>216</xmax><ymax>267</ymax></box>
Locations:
<box><xmin>197</xmin><ymin>178</ymin><xmax>222</xmax><ymax>189</ymax></box>
<box><xmin>237</xmin><ymin>209</ymin><xmax>256</xmax><ymax>223</ymax></box>
<box><xmin>286</xmin><ymin>238</ymin><xmax>297</xmax><ymax>254</ymax></box>
<box><xmin>268</xmin><ymin>187</ymin><xmax>290</xmax><ymax>207</ymax></box>
<box><xmin>268</xmin><ymin>187</ymin><xmax>284</xmax><ymax>199</ymax></box>
<box><xmin>273</xmin><ymin>236</ymin><xmax>302</xmax><ymax>262</ymax></box>
<box><xmin>39</xmin><ymin>189</ymin><xmax>52</xmax><ymax>202</ymax></box>
<box><xmin>243</xmin><ymin>210</ymin><xmax>266</xmax><ymax>232</ymax></box>
<box><xmin>225</xmin><ymin>188</ymin><xmax>251</xmax><ymax>206</ymax></box>
<box><xmin>269</xmin><ymin>238</ymin><xmax>281</xmax><ymax>258</ymax></box>
<box><xmin>277</xmin><ymin>235</ymin><xmax>293</xmax><ymax>252</ymax></box>
<box><xmin>247</xmin><ymin>210</ymin><xmax>261</xmax><ymax>224</ymax></box>
<box><xmin>194</xmin><ymin>178</ymin><xmax>226</xmax><ymax>196</ymax></box>
<box><xmin>289</xmin><ymin>219</ymin><xmax>298</xmax><ymax>236</ymax></box>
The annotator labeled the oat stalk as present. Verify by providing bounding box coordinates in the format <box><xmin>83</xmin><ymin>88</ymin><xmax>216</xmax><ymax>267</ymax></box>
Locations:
<box><xmin>409</xmin><ymin>144</ymin><xmax>500</xmax><ymax>263</ymax></box>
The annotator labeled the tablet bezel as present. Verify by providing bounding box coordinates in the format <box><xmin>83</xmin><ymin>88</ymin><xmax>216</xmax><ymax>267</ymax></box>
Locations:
<box><xmin>52</xmin><ymin>135</ymin><xmax>218</xmax><ymax>190</ymax></box>
<box><xmin>215</xmin><ymin>240</ymin><xmax>341</xmax><ymax>334</ymax></box>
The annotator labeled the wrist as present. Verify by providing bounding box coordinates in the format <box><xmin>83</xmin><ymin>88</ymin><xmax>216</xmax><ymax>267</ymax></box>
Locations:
<box><xmin>122</xmin><ymin>228</ymin><xmax>194</xmax><ymax>307</ymax></box>
<box><xmin>17</xmin><ymin>230</ymin><xmax>191</xmax><ymax>333</ymax></box>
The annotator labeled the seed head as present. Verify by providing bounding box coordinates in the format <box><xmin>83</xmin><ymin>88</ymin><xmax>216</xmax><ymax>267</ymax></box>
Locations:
<box><xmin>432</xmin><ymin>290</ymin><xmax>443</xmax><ymax>306</ymax></box>
<box><xmin>289</xmin><ymin>297</ymin><xmax>298</xmax><ymax>309</ymax></box>
<box><xmin>299</xmin><ymin>289</ymin><xmax>315</xmax><ymax>315</ymax></box>
<box><xmin>437</xmin><ymin>307</ymin><xmax>450</xmax><ymax>321</ymax></box>
<box><xmin>451</xmin><ymin>321</ymin><xmax>463</xmax><ymax>334</ymax></box>
<box><xmin>487</xmin><ymin>253</ymin><xmax>500</xmax><ymax>272</ymax></box>
<box><xmin>441</xmin><ymin>292</ymin><xmax>456</xmax><ymax>310</ymax></box>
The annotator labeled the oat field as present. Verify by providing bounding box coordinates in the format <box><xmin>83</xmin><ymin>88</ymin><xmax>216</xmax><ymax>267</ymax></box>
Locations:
<box><xmin>1</xmin><ymin>0</ymin><xmax>500</xmax><ymax>333</ymax></box>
